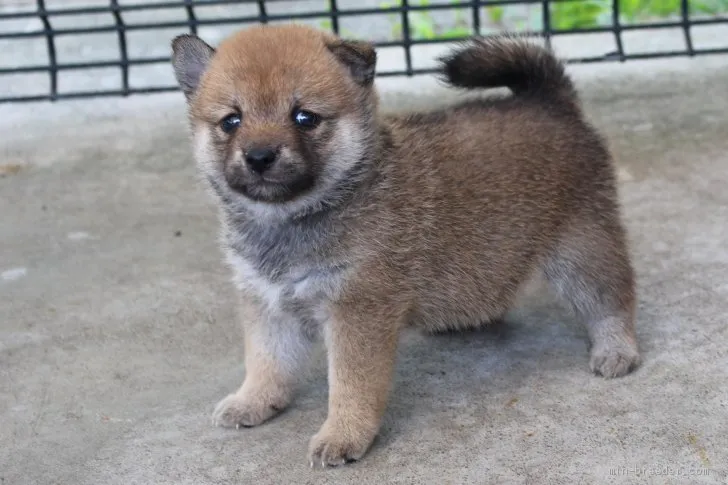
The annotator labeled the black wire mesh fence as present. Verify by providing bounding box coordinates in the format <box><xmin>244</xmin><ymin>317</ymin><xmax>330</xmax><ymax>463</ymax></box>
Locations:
<box><xmin>0</xmin><ymin>0</ymin><xmax>727</xmax><ymax>103</ymax></box>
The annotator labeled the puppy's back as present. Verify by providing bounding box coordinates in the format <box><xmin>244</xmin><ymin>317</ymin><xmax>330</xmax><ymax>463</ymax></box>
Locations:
<box><xmin>385</xmin><ymin>34</ymin><xmax>614</xmax><ymax>218</ymax></box>
<box><xmin>368</xmin><ymin>36</ymin><xmax>621</xmax><ymax>329</ymax></box>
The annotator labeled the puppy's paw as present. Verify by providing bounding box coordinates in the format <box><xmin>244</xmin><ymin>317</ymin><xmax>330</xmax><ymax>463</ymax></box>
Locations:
<box><xmin>308</xmin><ymin>420</ymin><xmax>375</xmax><ymax>468</ymax></box>
<box><xmin>212</xmin><ymin>392</ymin><xmax>285</xmax><ymax>428</ymax></box>
<box><xmin>590</xmin><ymin>342</ymin><xmax>640</xmax><ymax>378</ymax></box>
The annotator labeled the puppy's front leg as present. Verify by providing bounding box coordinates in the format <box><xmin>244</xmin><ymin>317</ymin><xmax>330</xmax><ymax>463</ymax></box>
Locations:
<box><xmin>213</xmin><ymin>300</ymin><xmax>314</xmax><ymax>428</ymax></box>
<box><xmin>309</xmin><ymin>291</ymin><xmax>405</xmax><ymax>467</ymax></box>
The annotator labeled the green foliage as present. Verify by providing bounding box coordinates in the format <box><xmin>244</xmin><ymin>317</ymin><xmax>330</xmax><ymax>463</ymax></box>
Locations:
<box><xmin>486</xmin><ymin>6</ymin><xmax>505</xmax><ymax>25</ymax></box>
<box><xmin>551</xmin><ymin>0</ymin><xmax>606</xmax><ymax>29</ymax></box>
<box><xmin>617</xmin><ymin>0</ymin><xmax>728</xmax><ymax>22</ymax></box>
<box><xmin>409</xmin><ymin>0</ymin><xmax>439</xmax><ymax>39</ymax></box>
<box><xmin>692</xmin><ymin>0</ymin><xmax>728</xmax><ymax>14</ymax></box>
<box><xmin>380</xmin><ymin>0</ymin><xmax>474</xmax><ymax>41</ymax></box>
<box><xmin>374</xmin><ymin>0</ymin><xmax>728</xmax><ymax>41</ymax></box>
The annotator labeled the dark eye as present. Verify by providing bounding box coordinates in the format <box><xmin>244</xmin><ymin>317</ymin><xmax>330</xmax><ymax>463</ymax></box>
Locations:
<box><xmin>293</xmin><ymin>109</ymin><xmax>320</xmax><ymax>129</ymax></box>
<box><xmin>220</xmin><ymin>114</ymin><xmax>241</xmax><ymax>134</ymax></box>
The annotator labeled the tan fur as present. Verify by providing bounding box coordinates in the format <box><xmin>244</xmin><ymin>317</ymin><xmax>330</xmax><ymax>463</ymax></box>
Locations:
<box><xmin>171</xmin><ymin>24</ymin><xmax>640</xmax><ymax>468</ymax></box>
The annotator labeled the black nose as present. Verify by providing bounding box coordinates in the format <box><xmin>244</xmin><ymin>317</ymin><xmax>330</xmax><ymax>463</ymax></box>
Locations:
<box><xmin>245</xmin><ymin>147</ymin><xmax>278</xmax><ymax>174</ymax></box>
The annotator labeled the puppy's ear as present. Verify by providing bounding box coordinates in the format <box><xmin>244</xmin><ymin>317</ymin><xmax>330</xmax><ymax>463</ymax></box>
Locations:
<box><xmin>327</xmin><ymin>39</ymin><xmax>377</xmax><ymax>86</ymax></box>
<box><xmin>171</xmin><ymin>34</ymin><xmax>215</xmax><ymax>100</ymax></box>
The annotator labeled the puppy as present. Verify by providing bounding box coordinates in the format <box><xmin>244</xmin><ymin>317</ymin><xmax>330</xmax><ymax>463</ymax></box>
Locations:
<box><xmin>171</xmin><ymin>24</ymin><xmax>640</xmax><ymax>467</ymax></box>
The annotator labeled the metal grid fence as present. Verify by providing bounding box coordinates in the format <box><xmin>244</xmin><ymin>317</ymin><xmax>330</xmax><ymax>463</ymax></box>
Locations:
<box><xmin>0</xmin><ymin>0</ymin><xmax>727</xmax><ymax>103</ymax></box>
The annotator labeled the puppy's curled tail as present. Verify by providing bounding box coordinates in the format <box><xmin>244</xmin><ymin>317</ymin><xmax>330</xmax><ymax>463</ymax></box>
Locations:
<box><xmin>440</xmin><ymin>34</ymin><xmax>578</xmax><ymax>108</ymax></box>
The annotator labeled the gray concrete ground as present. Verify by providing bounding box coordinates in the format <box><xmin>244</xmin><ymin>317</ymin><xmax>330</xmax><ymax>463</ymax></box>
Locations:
<box><xmin>2</xmin><ymin>43</ymin><xmax>728</xmax><ymax>485</ymax></box>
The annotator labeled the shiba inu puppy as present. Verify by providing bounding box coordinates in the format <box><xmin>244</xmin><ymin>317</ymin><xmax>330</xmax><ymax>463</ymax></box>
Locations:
<box><xmin>171</xmin><ymin>24</ymin><xmax>640</xmax><ymax>468</ymax></box>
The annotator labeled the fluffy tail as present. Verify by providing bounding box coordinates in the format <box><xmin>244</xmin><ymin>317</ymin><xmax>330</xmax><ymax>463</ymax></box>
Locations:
<box><xmin>440</xmin><ymin>34</ymin><xmax>578</xmax><ymax>106</ymax></box>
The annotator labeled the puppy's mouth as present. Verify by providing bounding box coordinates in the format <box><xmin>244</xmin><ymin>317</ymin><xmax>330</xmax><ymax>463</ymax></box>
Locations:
<box><xmin>224</xmin><ymin>171</ymin><xmax>315</xmax><ymax>203</ymax></box>
<box><xmin>256</xmin><ymin>173</ymin><xmax>287</xmax><ymax>184</ymax></box>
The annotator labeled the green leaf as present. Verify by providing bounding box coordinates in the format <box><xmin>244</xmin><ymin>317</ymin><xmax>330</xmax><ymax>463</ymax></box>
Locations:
<box><xmin>619</xmin><ymin>0</ymin><xmax>646</xmax><ymax>20</ymax></box>
<box><xmin>689</xmin><ymin>0</ymin><xmax>728</xmax><ymax>13</ymax></box>
<box><xmin>646</xmin><ymin>0</ymin><xmax>680</xmax><ymax>16</ymax></box>
<box><xmin>439</xmin><ymin>26</ymin><xmax>472</xmax><ymax>39</ymax></box>
<box><xmin>486</xmin><ymin>5</ymin><xmax>505</xmax><ymax>23</ymax></box>
<box><xmin>551</xmin><ymin>1</ymin><xmax>608</xmax><ymax>30</ymax></box>
<box><xmin>414</xmin><ymin>22</ymin><xmax>437</xmax><ymax>39</ymax></box>
<box><xmin>690</xmin><ymin>0</ymin><xmax>718</xmax><ymax>13</ymax></box>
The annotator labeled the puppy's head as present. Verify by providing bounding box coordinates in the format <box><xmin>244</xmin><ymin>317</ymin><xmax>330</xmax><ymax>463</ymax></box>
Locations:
<box><xmin>171</xmin><ymin>24</ymin><xmax>378</xmax><ymax>218</ymax></box>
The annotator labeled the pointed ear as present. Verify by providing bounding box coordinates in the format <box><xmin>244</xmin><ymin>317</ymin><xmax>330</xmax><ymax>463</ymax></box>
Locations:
<box><xmin>327</xmin><ymin>39</ymin><xmax>377</xmax><ymax>86</ymax></box>
<box><xmin>171</xmin><ymin>34</ymin><xmax>215</xmax><ymax>100</ymax></box>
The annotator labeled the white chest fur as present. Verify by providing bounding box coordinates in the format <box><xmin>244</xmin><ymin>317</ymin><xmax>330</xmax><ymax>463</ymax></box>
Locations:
<box><xmin>225</xmin><ymin>251</ymin><xmax>345</xmax><ymax>314</ymax></box>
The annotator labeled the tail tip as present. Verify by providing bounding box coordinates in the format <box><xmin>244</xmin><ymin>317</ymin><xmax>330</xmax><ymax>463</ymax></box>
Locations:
<box><xmin>437</xmin><ymin>34</ymin><xmax>576</xmax><ymax>102</ymax></box>
<box><xmin>436</xmin><ymin>39</ymin><xmax>491</xmax><ymax>89</ymax></box>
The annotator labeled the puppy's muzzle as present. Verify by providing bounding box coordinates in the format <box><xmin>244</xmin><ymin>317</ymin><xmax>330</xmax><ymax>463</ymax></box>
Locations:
<box><xmin>224</xmin><ymin>162</ymin><xmax>249</xmax><ymax>192</ymax></box>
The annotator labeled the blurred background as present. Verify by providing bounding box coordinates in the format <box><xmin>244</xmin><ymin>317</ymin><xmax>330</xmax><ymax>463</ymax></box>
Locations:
<box><xmin>1</xmin><ymin>0</ymin><xmax>727</xmax><ymax>102</ymax></box>
<box><xmin>2</xmin><ymin>2</ymin><xmax>728</xmax><ymax>485</ymax></box>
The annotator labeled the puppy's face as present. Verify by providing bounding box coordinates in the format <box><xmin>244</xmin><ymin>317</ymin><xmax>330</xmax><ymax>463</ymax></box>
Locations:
<box><xmin>171</xmin><ymin>25</ymin><xmax>378</xmax><ymax>217</ymax></box>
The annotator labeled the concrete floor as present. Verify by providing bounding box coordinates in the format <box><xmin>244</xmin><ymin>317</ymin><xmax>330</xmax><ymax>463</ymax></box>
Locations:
<box><xmin>1</xmin><ymin>52</ymin><xmax>728</xmax><ymax>484</ymax></box>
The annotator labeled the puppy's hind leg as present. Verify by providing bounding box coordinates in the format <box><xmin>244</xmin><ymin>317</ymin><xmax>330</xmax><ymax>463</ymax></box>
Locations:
<box><xmin>542</xmin><ymin>213</ymin><xmax>640</xmax><ymax>378</ymax></box>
